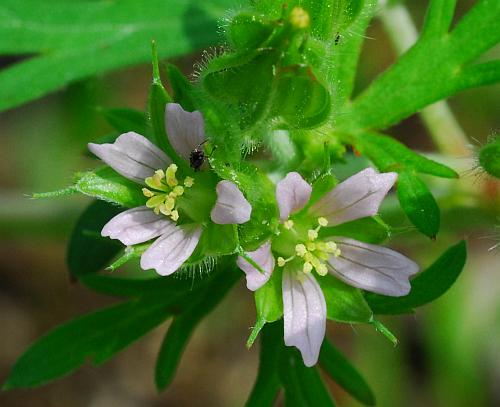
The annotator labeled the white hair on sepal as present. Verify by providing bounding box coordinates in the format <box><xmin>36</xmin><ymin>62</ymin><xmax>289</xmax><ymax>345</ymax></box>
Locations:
<box><xmin>192</xmin><ymin>45</ymin><xmax>227</xmax><ymax>80</ymax></box>
<box><xmin>178</xmin><ymin>255</ymin><xmax>218</xmax><ymax>281</ymax></box>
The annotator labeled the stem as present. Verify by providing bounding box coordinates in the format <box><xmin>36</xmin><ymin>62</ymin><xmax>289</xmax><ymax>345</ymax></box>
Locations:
<box><xmin>378</xmin><ymin>0</ymin><xmax>470</xmax><ymax>156</ymax></box>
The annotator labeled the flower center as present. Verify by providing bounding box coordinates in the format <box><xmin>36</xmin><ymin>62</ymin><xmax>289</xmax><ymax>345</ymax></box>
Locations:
<box><xmin>277</xmin><ymin>217</ymin><xmax>341</xmax><ymax>277</ymax></box>
<box><xmin>142</xmin><ymin>163</ymin><xmax>194</xmax><ymax>222</ymax></box>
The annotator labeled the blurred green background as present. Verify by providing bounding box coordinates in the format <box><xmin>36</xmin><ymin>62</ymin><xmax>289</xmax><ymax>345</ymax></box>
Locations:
<box><xmin>0</xmin><ymin>1</ymin><xmax>499</xmax><ymax>406</ymax></box>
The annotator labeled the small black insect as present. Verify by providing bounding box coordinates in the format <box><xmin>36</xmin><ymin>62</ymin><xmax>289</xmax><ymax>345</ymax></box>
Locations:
<box><xmin>334</xmin><ymin>32</ymin><xmax>341</xmax><ymax>45</ymax></box>
<box><xmin>190</xmin><ymin>140</ymin><xmax>216</xmax><ymax>171</ymax></box>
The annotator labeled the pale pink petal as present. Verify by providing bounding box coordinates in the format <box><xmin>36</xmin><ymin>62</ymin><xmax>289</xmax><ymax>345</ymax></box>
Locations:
<box><xmin>88</xmin><ymin>132</ymin><xmax>171</xmax><ymax>184</ymax></box>
<box><xmin>140</xmin><ymin>225</ymin><xmax>202</xmax><ymax>276</ymax></box>
<box><xmin>327</xmin><ymin>237</ymin><xmax>419</xmax><ymax>296</ymax></box>
<box><xmin>276</xmin><ymin>172</ymin><xmax>312</xmax><ymax>221</ymax></box>
<box><xmin>165</xmin><ymin>103</ymin><xmax>206</xmax><ymax>161</ymax></box>
<box><xmin>283</xmin><ymin>270</ymin><xmax>326</xmax><ymax>367</ymax></box>
<box><xmin>210</xmin><ymin>181</ymin><xmax>252</xmax><ymax>224</ymax></box>
<box><xmin>309</xmin><ymin>168</ymin><xmax>397</xmax><ymax>225</ymax></box>
<box><xmin>236</xmin><ymin>242</ymin><xmax>274</xmax><ymax>291</ymax></box>
<box><xmin>102</xmin><ymin>206</ymin><xmax>174</xmax><ymax>246</ymax></box>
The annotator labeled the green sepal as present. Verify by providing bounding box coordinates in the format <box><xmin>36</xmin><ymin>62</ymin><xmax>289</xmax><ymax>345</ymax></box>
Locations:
<box><xmin>247</xmin><ymin>266</ymin><xmax>283</xmax><ymax>348</ymax></box>
<box><xmin>317</xmin><ymin>274</ymin><xmax>373</xmax><ymax>323</ymax></box>
<box><xmin>74</xmin><ymin>167</ymin><xmax>146</xmax><ymax>208</ymax></box>
<box><xmin>479</xmin><ymin>136</ymin><xmax>500</xmax><ymax>179</ymax></box>
<box><xmin>101</xmin><ymin>107</ymin><xmax>147</xmax><ymax>135</ymax></box>
<box><xmin>397</xmin><ymin>171</ymin><xmax>440</xmax><ymax>238</ymax></box>
<box><xmin>67</xmin><ymin>200</ymin><xmax>123</xmax><ymax>278</ymax></box>
<box><xmin>228</xmin><ymin>12</ymin><xmax>274</xmax><ymax>51</ymax></box>
<box><xmin>320</xmin><ymin>216</ymin><xmax>390</xmax><ymax>244</ymax></box>
<box><xmin>165</xmin><ymin>63</ymin><xmax>196</xmax><ymax>112</ymax></box>
<box><xmin>365</xmin><ymin>240</ymin><xmax>467</xmax><ymax>314</ymax></box>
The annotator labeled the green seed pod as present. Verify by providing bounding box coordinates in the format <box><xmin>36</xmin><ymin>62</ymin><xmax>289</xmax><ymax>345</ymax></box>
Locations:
<box><xmin>479</xmin><ymin>138</ymin><xmax>500</xmax><ymax>179</ymax></box>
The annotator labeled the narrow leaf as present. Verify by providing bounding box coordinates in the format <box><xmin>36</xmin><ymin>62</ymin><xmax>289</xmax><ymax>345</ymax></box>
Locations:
<box><xmin>319</xmin><ymin>339</ymin><xmax>375</xmax><ymax>406</ymax></box>
<box><xmin>397</xmin><ymin>171</ymin><xmax>440</xmax><ymax>238</ymax></box>
<box><xmin>245</xmin><ymin>322</ymin><xmax>282</xmax><ymax>407</ymax></box>
<box><xmin>67</xmin><ymin>200</ymin><xmax>123</xmax><ymax>278</ymax></box>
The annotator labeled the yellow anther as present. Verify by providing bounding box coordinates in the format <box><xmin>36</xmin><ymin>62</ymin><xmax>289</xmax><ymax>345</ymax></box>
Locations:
<box><xmin>146</xmin><ymin>194</ymin><xmax>166</xmax><ymax>208</ymax></box>
<box><xmin>316</xmin><ymin>241</ymin><xmax>326</xmax><ymax>251</ymax></box>
<box><xmin>154</xmin><ymin>206</ymin><xmax>160</xmax><ymax>215</ymax></box>
<box><xmin>317</xmin><ymin>251</ymin><xmax>329</xmax><ymax>261</ymax></box>
<box><xmin>303</xmin><ymin>252</ymin><xmax>313</xmax><ymax>263</ymax></box>
<box><xmin>170</xmin><ymin>210</ymin><xmax>179</xmax><ymax>221</ymax></box>
<box><xmin>308</xmin><ymin>229</ymin><xmax>318</xmax><ymax>241</ymax></box>
<box><xmin>290</xmin><ymin>6</ymin><xmax>310</xmax><ymax>28</ymax></box>
<box><xmin>306</xmin><ymin>242</ymin><xmax>316</xmax><ymax>251</ymax></box>
<box><xmin>295</xmin><ymin>244</ymin><xmax>307</xmax><ymax>257</ymax></box>
<box><xmin>165</xmin><ymin>164</ymin><xmax>178</xmax><ymax>177</ymax></box>
<box><xmin>155</xmin><ymin>169</ymin><xmax>165</xmax><ymax>179</ymax></box>
<box><xmin>166</xmin><ymin>176</ymin><xmax>178</xmax><ymax>187</ymax></box>
<box><xmin>316</xmin><ymin>263</ymin><xmax>328</xmax><ymax>276</ymax></box>
<box><xmin>277</xmin><ymin>257</ymin><xmax>286</xmax><ymax>267</ymax></box>
<box><xmin>284</xmin><ymin>219</ymin><xmax>294</xmax><ymax>230</ymax></box>
<box><xmin>173</xmin><ymin>186</ymin><xmax>184</xmax><ymax>196</ymax></box>
<box><xmin>303</xmin><ymin>262</ymin><xmax>313</xmax><ymax>273</ymax></box>
<box><xmin>325</xmin><ymin>241</ymin><xmax>338</xmax><ymax>253</ymax></box>
<box><xmin>159</xmin><ymin>204</ymin><xmax>171</xmax><ymax>216</ymax></box>
<box><xmin>142</xmin><ymin>188</ymin><xmax>154</xmax><ymax>198</ymax></box>
<box><xmin>184</xmin><ymin>176</ymin><xmax>194</xmax><ymax>188</ymax></box>
<box><xmin>165</xmin><ymin>197</ymin><xmax>175</xmax><ymax>211</ymax></box>
<box><xmin>145</xmin><ymin>175</ymin><xmax>162</xmax><ymax>189</ymax></box>
<box><xmin>334</xmin><ymin>248</ymin><xmax>341</xmax><ymax>257</ymax></box>
<box><xmin>318</xmin><ymin>217</ymin><xmax>328</xmax><ymax>227</ymax></box>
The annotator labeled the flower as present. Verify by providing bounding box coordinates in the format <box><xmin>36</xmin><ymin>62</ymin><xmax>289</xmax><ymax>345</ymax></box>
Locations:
<box><xmin>88</xmin><ymin>103</ymin><xmax>252</xmax><ymax>276</ymax></box>
<box><xmin>237</xmin><ymin>168</ymin><xmax>419</xmax><ymax>366</ymax></box>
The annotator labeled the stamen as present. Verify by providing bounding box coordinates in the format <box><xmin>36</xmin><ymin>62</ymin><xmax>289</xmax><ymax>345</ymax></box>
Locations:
<box><xmin>277</xmin><ymin>257</ymin><xmax>286</xmax><ymax>267</ymax></box>
<box><xmin>170</xmin><ymin>210</ymin><xmax>179</xmax><ymax>221</ymax></box>
<box><xmin>173</xmin><ymin>186</ymin><xmax>184</xmax><ymax>196</ymax></box>
<box><xmin>142</xmin><ymin>188</ymin><xmax>154</xmax><ymax>198</ymax></box>
<box><xmin>184</xmin><ymin>177</ymin><xmax>194</xmax><ymax>187</ymax></box>
<box><xmin>283</xmin><ymin>220</ymin><xmax>294</xmax><ymax>230</ymax></box>
<box><xmin>308</xmin><ymin>229</ymin><xmax>318</xmax><ymax>241</ymax></box>
<box><xmin>295</xmin><ymin>244</ymin><xmax>307</xmax><ymax>257</ymax></box>
<box><xmin>318</xmin><ymin>217</ymin><xmax>328</xmax><ymax>227</ymax></box>
<box><xmin>303</xmin><ymin>262</ymin><xmax>313</xmax><ymax>273</ymax></box>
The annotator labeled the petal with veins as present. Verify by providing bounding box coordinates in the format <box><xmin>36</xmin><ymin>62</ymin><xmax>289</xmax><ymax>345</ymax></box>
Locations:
<box><xmin>140</xmin><ymin>225</ymin><xmax>202</xmax><ymax>276</ymax></box>
<box><xmin>276</xmin><ymin>172</ymin><xmax>312</xmax><ymax>221</ymax></box>
<box><xmin>165</xmin><ymin>103</ymin><xmax>206</xmax><ymax>161</ymax></box>
<box><xmin>102</xmin><ymin>206</ymin><xmax>174</xmax><ymax>246</ymax></box>
<box><xmin>327</xmin><ymin>237</ymin><xmax>419</xmax><ymax>296</ymax></box>
<box><xmin>283</xmin><ymin>270</ymin><xmax>326</xmax><ymax>367</ymax></box>
<box><xmin>88</xmin><ymin>132</ymin><xmax>171</xmax><ymax>184</ymax></box>
<box><xmin>309</xmin><ymin>168</ymin><xmax>397</xmax><ymax>225</ymax></box>
<box><xmin>236</xmin><ymin>241</ymin><xmax>274</xmax><ymax>291</ymax></box>
<box><xmin>211</xmin><ymin>181</ymin><xmax>252</xmax><ymax>224</ymax></box>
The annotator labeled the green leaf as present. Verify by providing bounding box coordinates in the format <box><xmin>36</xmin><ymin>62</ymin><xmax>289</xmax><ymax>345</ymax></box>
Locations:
<box><xmin>75</xmin><ymin>167</ymin><xmax>145</xmax><ymax>208</ymax></box>
<box><xmin>165</xmin><ymin>63</ymin><xmax>196</xmax><ymax>112</ymax></box>
<box><xmin>101</xmin><ymin>108</ymin><xmax>147</xmax><ymax>135</ymax></box>
<box><xmin>397</xmin><ymin>171</ymin><xmax>440</xmax><ymax>238</ymax></box>
<box><xmin>80</xmin><ymin>274</ymin><xmax>193</xmax><ymax>298</ymax></box>
<box><xmin>320</xmin><ymin>216</ymin><xmax>390</xmax><ymax>244</ymax></box>
<box><xmin>155</xmin><ymin>263</ymin><xmax>239</xmax><ymax>390</ymax></box>
<box><xmin>67</xmin><ymin>200</ymin><xmax>123</xmax><ymax>278</ymax></box>
<box><xmin>3</xmin><ymin>295</ymin><xmax>177</xmax><ymax>389</ymax></box>
<box><xmin>355</xmin><ymin>133</ymin><xmax>458</xmax><ymax>178</ymax></box>
<box><xmin>0</xmin><ymin>0</ymin><xmax>234</xmax><ymax>112</ymax></box>
<box><xmin>280</xmin><ymin>347</ymin><xmax>336</xmax><ymax>407</ymax></box>
<box><xmin>247</xmin><ymin>267</ymin><xmax>283</xmax><ymax>348</ymax></box>
<box><xmin>365</xmin><ymin>240</ymin><xmax>467</xmax><ymax>314</ymax></box>
<box><xmin>317</xmin><ymin>274</ymin><xmax>373</xmax><ymax>323</ymax></box>
<box><xmin>338</xmin><ymin>0</ymin><xmax>500</xmax><ymax>132</ymax></box>
<box><xmin>319</xmin><ymin>339</ymin><xmax>375</xmax><ymax>406</ymax></box>
<box><xmin>245</xmin><ymin>322</ymin><xmax>282</xmax><ymax>407</ymax></box>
